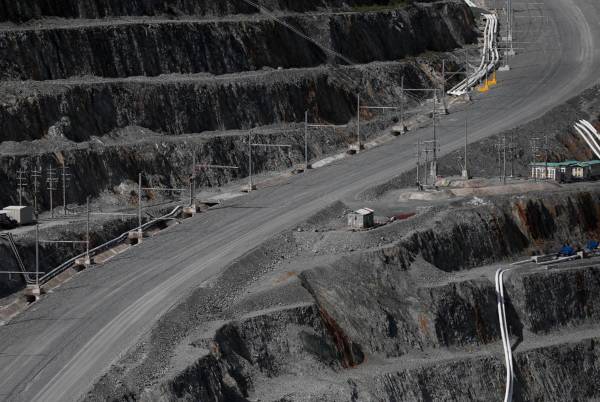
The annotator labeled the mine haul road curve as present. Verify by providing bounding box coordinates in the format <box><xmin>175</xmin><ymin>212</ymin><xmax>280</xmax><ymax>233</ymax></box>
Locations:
<box><xmin>0</xmin><ymin>0</ymin><xmax>599</xmax><ymax>400</ymax></box>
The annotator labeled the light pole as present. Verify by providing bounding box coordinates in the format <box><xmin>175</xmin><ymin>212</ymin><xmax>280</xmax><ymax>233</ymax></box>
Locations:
<box><xmin>356</xmin><ymin>94</ymin><xmax>361</xmax><ymax>151</ymax></box>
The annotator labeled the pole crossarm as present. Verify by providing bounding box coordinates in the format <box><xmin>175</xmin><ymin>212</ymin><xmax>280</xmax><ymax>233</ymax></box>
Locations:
<box><xmin>251</xmin><ymin>143</ymin><xmax>292</xmax><ymax>148</ymax></box>
<box><xmin>91</xmin><ymin>212</ymin><xmax>138</xmax><ymax>217</ymax></box>
<box><xmin>195</xmin><ymin>164</ymin><xmax>239</xmax><ymax>170</ymax></box>
<box><xmin>403</xmin><ymin>88</ymin><xmax>439</xmax><ymax>92</ymax></box>
<box><xmin>38</xmin><ymin>240</ymin><xmax>88</xmax><ymax>245</ymax></box>
<box><xmin>306</xmin><ymin>124</ymin><xmax>347</xmax><ymax>128</ymax></box>
<box><xmin>360</xmin><ymin>106</ymin><xmax>402</xmax><ymax>110</ymax></box>
<box><xmin>141</xmin><ymin>187</ymin><xmax>187</xmax><ymax>192</ymax></box>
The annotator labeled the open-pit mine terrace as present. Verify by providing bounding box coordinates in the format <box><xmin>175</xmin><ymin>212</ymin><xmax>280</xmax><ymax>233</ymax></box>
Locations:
<box><xmin>0</xmin><ymin>0</ymin><xmax>599</xmax><ymax>401</ymax></box>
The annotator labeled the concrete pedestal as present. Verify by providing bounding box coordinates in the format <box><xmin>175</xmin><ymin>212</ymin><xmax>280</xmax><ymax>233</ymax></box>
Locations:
<box><xmin>128</xmin><ymin>230</ymin><xmax>144</xmax><ymax>244</ymax></box>
<box><xmin>241</xmin><ymin>184</ymin><xmax>257</xmax><ymax>193</ymax></box>
<box><xmin>183</xmin><ymin>205</ymin><xmax>197</xmax><ymax>218</ymax></box>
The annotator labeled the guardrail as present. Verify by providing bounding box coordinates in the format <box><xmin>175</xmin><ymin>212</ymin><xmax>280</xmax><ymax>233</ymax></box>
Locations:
<box><xmin>38</xmin><ymin>205</ymin><xmax>182</xmax><ymax>285</ymax></box>
<box><xmin>448</xmin><ymin>13</ymin><xmax>500</xmax><ymax>96</ymax></box>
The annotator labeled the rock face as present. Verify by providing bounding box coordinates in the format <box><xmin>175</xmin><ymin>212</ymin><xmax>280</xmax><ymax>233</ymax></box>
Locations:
<box><xmin>0</xmin><ymin>0</ymin><xmax>426</xmax><ymax>22</ymax></box>
<box><xmin>0</xmin><ymin>4</ymin><xmax>474</xmax><ymax>81</ymax></box>
<box><xmin>84</xmin><ymin>187</ymin><xmax>600</xmax><ymax>401</ymax></box>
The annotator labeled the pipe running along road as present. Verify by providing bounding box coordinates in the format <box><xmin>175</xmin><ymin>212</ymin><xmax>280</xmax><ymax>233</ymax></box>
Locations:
<box><xmin>448</xmin><ymin>13</ymin><xmax>500</xmax><ymax>96</ymax></box>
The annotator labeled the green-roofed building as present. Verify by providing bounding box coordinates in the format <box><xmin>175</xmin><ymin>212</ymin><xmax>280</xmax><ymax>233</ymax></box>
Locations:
<box><xmin>530</xmin><ymin>160</ymin><xmax>600</xmax><ymax>181</ymax></box>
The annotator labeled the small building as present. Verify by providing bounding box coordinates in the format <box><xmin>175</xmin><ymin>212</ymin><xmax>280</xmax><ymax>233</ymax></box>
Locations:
<box><xmin>2</xmin><ymin>206</ymin><xmax>34</xmax><ymax>225</ymax></box>
<box><xmin>530</xmin><ymin>160</ymin><xmax>600</xmax><ymax>182</ymax></box>
<box><xmin>348</xmin><ymin>208</ymin><xmax>374</xmax><ymax>229</ymax></box>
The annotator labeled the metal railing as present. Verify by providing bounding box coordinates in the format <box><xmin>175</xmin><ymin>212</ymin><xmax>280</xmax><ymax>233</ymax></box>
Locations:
<box><xmin>38</xmin><ymin>205</ymin><xmax>182</xmax><ymax>284</ymax></box>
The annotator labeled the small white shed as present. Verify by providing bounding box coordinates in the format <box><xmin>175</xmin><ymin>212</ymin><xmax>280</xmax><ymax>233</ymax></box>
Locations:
<box><xmin>2</xmin><ymin>206</ymin><xmax>34</xmax><ymax>225</ymax></box>
<box><xmin>348</xmin><ymin>208</ymin><xmax>374</xmax><ymax>229</ymax></box>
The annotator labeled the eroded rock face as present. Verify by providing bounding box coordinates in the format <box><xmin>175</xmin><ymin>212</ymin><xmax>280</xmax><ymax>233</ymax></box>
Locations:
<box><xmin>0</xmin><ymin>0</ymin><xmax>418</xmax><ymax>22</ymax></box>
<box><xmin>0</xmin><ymin>2</ymin><xmax>474</xmax><ymax>81</ymax></box>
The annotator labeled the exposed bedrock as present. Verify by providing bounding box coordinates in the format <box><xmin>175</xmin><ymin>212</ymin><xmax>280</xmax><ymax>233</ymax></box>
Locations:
<box><xmin>0</xmin><ymin>0</ymin><xmax>426</xmax><ymax>22</ymax></box>
<box><xmin>0</xmin><ymin>2</ymin><xmax>475</xmax><ymax>81</ymax></box>
<box><xmin>0</xmin><ymin>62</ymin><xmax>431</xmax><ymax>143</ymax></box>
<box><xmin>508</xmin><ymin>266</ymin><xmax>600</xmax><ymax>334</ymax></box>
<box><xmin>349</xmin><ymin>337</ymin><xmax>600</xmax><ymax>402</ymax></box>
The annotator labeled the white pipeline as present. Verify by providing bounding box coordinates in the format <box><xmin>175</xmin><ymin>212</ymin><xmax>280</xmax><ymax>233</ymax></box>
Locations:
<box><xmin>448</xmin><ymin>13</ymin><xmax>500</xmax><ymax>96</ymax></box>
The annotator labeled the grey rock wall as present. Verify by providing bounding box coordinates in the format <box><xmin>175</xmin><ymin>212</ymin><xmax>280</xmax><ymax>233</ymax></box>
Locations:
<box><xmin>0</xmin><ymin>0</ymin><xmax>417</xmax><ymax>22</ymax></box>
<box><xmin>0</xmin><ymin>3</ymin><xmax>475</xmax><ymax>81</ymax></box>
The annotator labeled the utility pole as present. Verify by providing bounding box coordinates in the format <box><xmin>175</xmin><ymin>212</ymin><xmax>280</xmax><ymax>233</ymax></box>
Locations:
<box><xmin>356</xmin><ymin>94</ymin><xmax>361</xmax><ymax>151</ymax></box>
<box><xmin>544</xmin><ymin>133</ymin><xmax>549</xmax><ymax>181</ymax></box>
<box><xmin>31</xmin><ymin>162</ymin><xmax>42</xmax><ymax>216</ymax></box>
<box><xmin>530</xmin><ymin>137</ymin><xmax>541</xmax><ymax>181</ymax></box>
<box><xmin>16</xmin><ymin>168</ymin><xmax>28</xmax><ymax>206</ymax></box>
<box><xmin>85</xmin><ymin>196</ymin><xmax>91</xmax><ymax>266</ymax></box>
<box><xmin>465</xmin><ymin>50</ymin><xmax>471</xmax><ymax>101</ymax></box>
<box><xmin>138</xmin><ymin>173</ymin><xmax>143</xmax><ymax>240</ymax></box>
<box><xmin>441</xmin><ymin>60</ymin><xmax>448</xmax><ymax>114</ymax></box>
<box><xmin>462</xmin><ymin>112</ymin><xmax>469</xmax><ymax>179</ymax></box>
<box><xmin>431</xmin><ymin>91</ymin><xmax>438</xmax><ymax>182</ymax></box>
<box><xmin>61</xmin><ymin>164</ymin><xmax>71</xmax><ymax>215</ymax></box>
<box><xmin>46</xmin><ymin>165</ymin><xmax>58</xmax><ymax>218</ymax></box>
<box><xmin>304</xmin><ymin>110</ymin><xmax>309</xmax><ymax>170</ymax></box>
<box><xmin>424</xmin><ymin>140</ymin><xmax>435</xmax><ymax>186</ymax></box>
<box><xmin>190</xmin><ymin>150</ymin><xmax>196</xmax><ymax>206</ymax></box>
<box><xmin>495</xmin><ymin>136</ymin><xmax>508</xmax><ymax>184</ymax></box>
<box><xmin>35</xmin><ymin>222</ymin><xmax>40</xmax><ymax>292</ymax></box>
<box><xmin>509</xmin><ymin>131</ymin><xmax>516</xmax><ymax>177</ymax></box>
<box><xmin>248</xmin><ymin>130</ymin><xmax>254</xmax><ymax>191</ymax></box>
<box><xmin>415</xmin><ymin>140</ymin><xmax>422</xmax><ymax>189</ymax></box>
<box><xmin>400</xmin><ymin>76</ymin><xmax>405</xmax><ymax>133</ymax></box>
<box><xmin>503</xmin><ymin>135</ymin><xmax>507</xmax><ymax>185</ymax></box>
